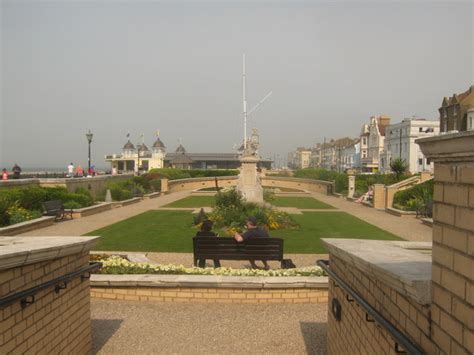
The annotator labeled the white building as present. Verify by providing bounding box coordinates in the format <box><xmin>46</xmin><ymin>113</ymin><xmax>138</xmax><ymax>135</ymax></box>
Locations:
<box><xmin>380</xmin><ymin>118</ymin><xmax>439</xmax><ymax>174</ymax></box>
<box><xmin>105</xmin><ymin>137</ymin><xmax>166</xmax><ymax>173</ymax></box>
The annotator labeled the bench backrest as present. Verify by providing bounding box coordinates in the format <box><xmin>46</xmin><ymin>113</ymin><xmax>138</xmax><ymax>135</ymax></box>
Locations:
<box><xmin>42</xmin><ymin>200</ymin><xmax>64</xmax><ymax>212</ymax></box>
<box><xmin>193</xmin><ymin>237</ymin><xmax>284</xmax><ymax>261</ymax></box>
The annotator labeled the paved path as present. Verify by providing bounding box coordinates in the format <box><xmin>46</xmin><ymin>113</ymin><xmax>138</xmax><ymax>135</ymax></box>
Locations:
<box><xmin>19</xmin><ymin>191</ymin><xmax>192</xmax><ymax>236</ymax></box>
<box><xmin>91</xmin><ymin>299</ymin><xmax>328</xmax><ymax>354</ymax></box>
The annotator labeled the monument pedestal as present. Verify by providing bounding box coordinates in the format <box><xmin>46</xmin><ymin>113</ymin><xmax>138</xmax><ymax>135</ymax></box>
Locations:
<box><xmin>236</xmin><ymin>154</ymin><xmax>263</xmax><ymax>203</ymax></box>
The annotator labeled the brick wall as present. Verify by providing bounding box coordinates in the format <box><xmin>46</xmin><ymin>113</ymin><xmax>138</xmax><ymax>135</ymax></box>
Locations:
<box><xmin>430</xmin><ymin>163</ymin><xmax>474</xmax><ymax>354</ymax></box>
<box><xmin>327</xmin><ymin>255</ymin><xmax>439</xmax><ymax>354</ymax></box>
<box><xmin>418</xmin><ymin>132</ymin><xmax>474</xmax><ymax>355</ymax></box>
<box><xmin>91</xmin><ymin>286</ymin><xmax>328</xmax><ymax>304</ymax></box>
<box><xmin>0</xmin><ymin>252</ymin><xmax>92</xmax><ymax>354</ymax></box>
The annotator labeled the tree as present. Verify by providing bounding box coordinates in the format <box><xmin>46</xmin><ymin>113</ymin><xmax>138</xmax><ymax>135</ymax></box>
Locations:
<box><xmin>390</xmin><ymin>158</ymin><xmax>408</xmax><ymax>181</ymax></box>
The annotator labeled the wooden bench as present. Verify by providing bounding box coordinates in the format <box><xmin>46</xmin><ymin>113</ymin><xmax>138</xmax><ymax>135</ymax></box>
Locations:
<box><xmin>42</xmin><ymin>200</ymin><xmax>73</xmax><ymax>221</ymax></box>
<box><xmin>416</xmin><ymin>200</ymin><xmax>433</xmax><ymax>219</ymax></box>
<box><xmin>193</xmin><ymin>237</ymin><xmax>284</xmax><ymax>268</ymax></box>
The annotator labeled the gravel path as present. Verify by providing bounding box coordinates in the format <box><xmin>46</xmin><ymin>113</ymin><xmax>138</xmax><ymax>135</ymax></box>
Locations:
<box><xmin>91</xmin><ymin>299</ymin><xmax>328</xmax><ymax>354</ymax></box>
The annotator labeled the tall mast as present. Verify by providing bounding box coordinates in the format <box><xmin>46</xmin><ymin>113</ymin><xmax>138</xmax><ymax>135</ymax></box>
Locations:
<box><xmin>243</xmin><ymin>54</ymin><xmax>247</xmax><ymax>150</ymax></box>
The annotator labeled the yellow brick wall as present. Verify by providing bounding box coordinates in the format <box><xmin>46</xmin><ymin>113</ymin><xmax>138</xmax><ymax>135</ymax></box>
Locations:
<box><xmin>326</xmin><ymin>255</ymin><xmax>439</xmax><ymax>355</ymax></box>
<box><xmin>431</xmin><ymin>163</ymin><xmax>474</xmax><ymax>354</ymax></box>
<box><xmin>91</xmin><ymin>286</ymin><xmax>328</xmax><ymax>304</ymax></box>
<box><xmin>0</xmin><ymin>252</ymin><xmax>92</xmax><ymax>354</ymax></box>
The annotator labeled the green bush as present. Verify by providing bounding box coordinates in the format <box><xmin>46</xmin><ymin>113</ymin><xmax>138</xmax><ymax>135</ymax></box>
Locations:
<box><xmin>209</xmin><ymin>188</ymin><xmax>297</xmax><ymax>233</ymax></box>
<box><xmin>63</xmin><ymin>200</ymin><xmax>83</xmax><ymax>209</ymax></box>
<box><xmin>6</xmin><ymin>202</ymin><xmax>42</xmax><ymax>225</ymax></box>
<box><xmin>393</xmin><ymin>180</ymin><xmax>433</xmax><ymax>211</ymax></box>
<box><xmin>0</xmin><ymin>186</ymin><xmax>94</xmax><ymax>226</ymax></box>
<box><xmin>147</xmin><ymin>168</ymin><xmax>238</xmax><ymax>180</ymax></box>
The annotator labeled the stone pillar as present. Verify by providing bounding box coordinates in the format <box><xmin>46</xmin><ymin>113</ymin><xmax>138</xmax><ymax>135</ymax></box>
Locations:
<box><xmin>372</xmin><ymin>184</ymin><xmax>386</xmax><ymax>210</ymax></box>
<box><xmin>420</xmin><ymin>171</ymin><xmax>432</xmax><ymax>182</ymax></box>
<box><xmin>347</xmin><ymin>175</ymin><xmax>355</xmax><ymax>198</ymax></box>
<box><xmin>161</xmin><ymin>178</ymin><xmax>169</xmax><ymax>193</ymax></box>
<box><xmin>236</xmin><ymin>154</ymin><xmax>263</xmax><ymax>203</ymax></box>
<box><xmin>385</xmin><ymin>186</ymin><xmax>396</xmax><ymax>209</ymax></box>
<box><xmin>418</xmin><ymin>131</ymin><xmax>474</xmax><ymax>355</ymax></box>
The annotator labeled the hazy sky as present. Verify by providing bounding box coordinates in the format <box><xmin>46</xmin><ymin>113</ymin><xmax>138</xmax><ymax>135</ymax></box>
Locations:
<box><xmin>1</xmin><ymin>0</ymin><xmax>473</xmax><ymax>169</ymax></box>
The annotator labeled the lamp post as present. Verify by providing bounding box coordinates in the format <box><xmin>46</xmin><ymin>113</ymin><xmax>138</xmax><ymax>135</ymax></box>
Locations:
<box><xmin>86</xmin><ymin>130</ymin><xmax>93</xmax><ymax>175</ymax></box>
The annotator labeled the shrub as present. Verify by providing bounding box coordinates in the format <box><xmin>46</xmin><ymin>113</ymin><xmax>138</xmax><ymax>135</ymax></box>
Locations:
<box><xmin>147</xmin><ymin>168</ymin><xmax>238</xmax><ymax>180</ymax></box>
<box><xmin>63</xmin><ymin>200</ymin><xmax>83</xmax><ymax>209</ymax></box>
<box><xmin>0</xmin><ymin>186</ymin><xmax>93</xmax><ymax>226</ymax></box>
<box><xmin>6</xmin><ymin>202</ymin><xmax>42</xmax><ymax>225</ymax></box>
<box><xmin>393</xmin><ymin>180</ymin><xmax>434</xmax><ymax>211</ymax></box>
<box><xmin>209</xmin><ymin>188</ymin><xmax>298</xmax><ymax>233</ymax></box>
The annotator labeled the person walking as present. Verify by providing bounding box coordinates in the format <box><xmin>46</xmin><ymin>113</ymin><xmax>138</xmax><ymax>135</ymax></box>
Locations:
<box><xmin>234</xmin><ymin>216</ymin><xmax>270</xmax><ymax>270</ymax></box>
<box><xmin>195</xmin><ymin>219</ymin><xmax>221</xmax><ymax>268</ymax></box>
<box><xmin>12</xmin><ymin>164</ymin><xmax>21</xmax><ymax>179</ymax></box>
<box><xmin>2</xmin><ymin>169</ymin><xmax>9</xmax><ymax>180</ymax></box>
<box><xmin>67</xmin><ymin>163</ymin><xmax>74</xmax><ymax>178</ymax></box>
<box><xmin>76</xmin><ymin>165</ymin><xmax>84</xmax><ymax>177</ymax></box>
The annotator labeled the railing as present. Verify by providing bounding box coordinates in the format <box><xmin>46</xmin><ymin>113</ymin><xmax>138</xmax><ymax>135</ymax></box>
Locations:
<box><xmin>0</xmin><ymin>262</ymin><xmax>101</xmax><ymax>309</ymax></box>
<box><xmin>317</xmin><ymin>260</ymin><xmax>424</xmax><ymax>355</ymax></box>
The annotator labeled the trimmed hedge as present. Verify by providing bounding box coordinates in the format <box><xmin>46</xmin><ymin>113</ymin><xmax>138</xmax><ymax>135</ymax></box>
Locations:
<box><xmin>147</xmin><ymin>168</ymin><xmax>238</xmax><ymax>180</ymax></box>
<box><xmin>0</xmin><ymin>186</ymin><xmax>93</xmax><ymax>226</ymax></box>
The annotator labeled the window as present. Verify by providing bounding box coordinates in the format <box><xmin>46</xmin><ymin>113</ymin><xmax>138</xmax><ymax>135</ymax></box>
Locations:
<box><xmin>419</xmin><ymin>127</ymin><xmax>423</xmax><ymax>132</ymax></box>
<box><xmin>362</xmin><ymin>137</ymin><xmax>367</xmax><ymax>145</ymax></box>
<box><xmin>468</xmin><ymin>112</ymin><xmax>474</xmax><ymax>131</ymax></box>
<box><xmin>418</xmin><ymin>158</ymin><xmax>423</xmax><ymax>165</ymax></box>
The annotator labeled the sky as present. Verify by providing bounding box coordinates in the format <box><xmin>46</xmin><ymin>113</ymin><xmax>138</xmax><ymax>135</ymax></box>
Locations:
<box><xmin>1</xmin><ymin>0</ymin><xmax>473</xmax><ymax>169</ymax></box>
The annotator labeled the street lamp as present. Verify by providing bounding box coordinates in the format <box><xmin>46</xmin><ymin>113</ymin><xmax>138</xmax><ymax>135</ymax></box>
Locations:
<box><xmin>86</xmin><ymin>130</ymin><xmax>93</xmax><ymax>175</ymax></box>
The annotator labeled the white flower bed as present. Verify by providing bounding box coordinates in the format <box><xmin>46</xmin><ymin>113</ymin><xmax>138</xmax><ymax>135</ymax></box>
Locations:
<box><xmin>98</xmin><ymin>256</ymin><xmax>324</xmax><ymax>277</ymax></box>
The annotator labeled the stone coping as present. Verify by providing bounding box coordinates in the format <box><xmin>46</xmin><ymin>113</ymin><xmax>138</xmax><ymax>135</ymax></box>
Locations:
<box><xmin>110</xmin><ymin>197</ymin><xmax>141</xmax><ymax>207</ymax></box>
<box><xmin>322</xmin><ymin>238</ymin><xmax>432</xmax><ymax>305</ymax></box>
<box><xmin>0</xmin><ymin>236</ymin><xmax>99</xmax><ymax>270</ymax></box>
<box><xmin>143</xmin><ymin>192</ymin><xmax>161</xmax><ymax>199</ymax></box>
<box><xmin>71</xmin><ymin>202</ymin><xmax>112</xmax><ymax>217</ymax></box>
<box><xmin>0</xmin><ymin>216</ymin><xmax>56</xmax><ymax>236</ymax></box>
<box><xmin>386</xmin><ymin>207</ymin><xmax>417</xmax><ymax>217</ymax></box>
<box><xmin>416</xmin><ymin>130</ymin><xmax>474</xmax><ymax>162</ymax></box>
<box><xmin>90</xmin><ymin>274</ymin><xmax>328</xmax><ymax>289</ymax></box>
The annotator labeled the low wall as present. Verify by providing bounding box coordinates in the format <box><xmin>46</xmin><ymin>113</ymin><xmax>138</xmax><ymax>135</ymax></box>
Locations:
<box><xmin>39</xmin><ymin>174</ymin><xmax>133</xmax><ymax>199</ymax></box>
<box><xmin>0</xmin><ymin>175</ymin><xmax>133</xmax><ymax>199</ymax></box>
<box><xmin>167</xmin><ymin>176</ymin><xmax>238</xmax><ymax>193</ymax></box>
<box><xmin>0</xmin><ymin>179</ymin><xmax>41</xmax><ymax>190</ymax></box>
<box><xmin>90</xmin><ymin>274</ymin><xmax>328</xmax><ymax>304</ymax></box>
<box><xmin>0</xmin><ymin>236</ymin><xmax>98</xmax><ymax>354</ymax></box>
<box><xmin>164</xmin><ymin>176</ymin><xmax>334</xmax><ymax>195</ymax></box>
<box><xmin>261</xmin><ymin>177</ymin><xmax>333</xmax><ymax>195</ymax></box>
<box><xmin>0</xmin><ymin>216</ymin><xmax>56</xmax><ymax>236</ymax></box>
<box><xmin>323</xmin><ymin>239</ymin><xmax>438</xmax><ymax>354</ymax></box>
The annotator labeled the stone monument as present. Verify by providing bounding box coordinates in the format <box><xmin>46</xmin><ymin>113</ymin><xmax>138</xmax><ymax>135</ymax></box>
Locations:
<box><xmin>236</xmin><ymin>129</ymin><xmax>264</xmax><ymax>203</ymax></box>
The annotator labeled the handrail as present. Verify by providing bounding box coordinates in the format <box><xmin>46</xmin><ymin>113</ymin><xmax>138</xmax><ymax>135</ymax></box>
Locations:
<box><xmin>0</xmin><ymin>262</ymin><xmax>101</xmax><ymax>309</ymax></box>
<box><xmin>317</xmin><ymin>260</ymin><xmax>424</xmax><ymax>355</ymax></box>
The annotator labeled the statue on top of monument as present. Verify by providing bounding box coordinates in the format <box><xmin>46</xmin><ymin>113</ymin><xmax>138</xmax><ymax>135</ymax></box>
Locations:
<box><xmin>238</xmin><ymin>128</ymin><xmax>260</xmax><ymax>157</ymax></box>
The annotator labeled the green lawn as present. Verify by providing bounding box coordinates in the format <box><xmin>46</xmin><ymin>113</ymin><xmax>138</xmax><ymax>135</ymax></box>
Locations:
<box><xmin>86</xmin><ymin>210</ymin><xmax>399</xmax><ymax>253</ymax></box>
<box><xmin>163</xmin><ymin>196</ymin><xmax>215</xmax><ymax>208</ymax></box>
<box><xmin>271</xmin><ymin>196</ymin><xmax>335</xmax><ymax>209</ymax></box>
